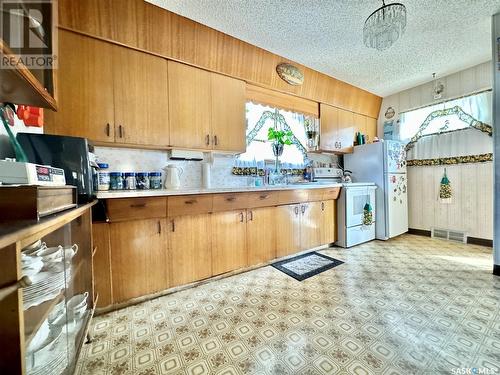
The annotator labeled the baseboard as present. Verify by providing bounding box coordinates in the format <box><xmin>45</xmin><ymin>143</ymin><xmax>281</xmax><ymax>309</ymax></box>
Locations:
<box><xmin>494</xmin><ymin>264</ymin><xmax>500</xmax><ymax>276</ymax></box>
<box><xmin>467</xmin><ymin>237</ymin><xmax>493</xmax><ymax>247</ymax></box>
<box><xmin>408</xmin><ymin>228</ymin><xmax>431</xmax><ymax>237</ymax></box>
<box><xmin>408</xmin><ymin>228</ymin><xmax>492</xmax><ymax>247</ymax></box>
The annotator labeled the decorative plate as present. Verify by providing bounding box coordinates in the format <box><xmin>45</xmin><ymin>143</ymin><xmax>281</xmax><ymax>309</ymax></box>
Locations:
<box><xmin>385</xmin><ymin>106</ymin><xmax>395</xmax><ymax>119</ymax></box>
<box><xmin>276</xmin><ymin>63</ymin><xmax>304</xmax><ymax>86</ymax></box>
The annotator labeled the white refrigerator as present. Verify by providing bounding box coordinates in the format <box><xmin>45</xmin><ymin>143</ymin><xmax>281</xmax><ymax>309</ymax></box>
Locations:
<box><xmin>344</xmin><ymin>140</ymin><xmax>408</xmax><ymax>240</ymax></box>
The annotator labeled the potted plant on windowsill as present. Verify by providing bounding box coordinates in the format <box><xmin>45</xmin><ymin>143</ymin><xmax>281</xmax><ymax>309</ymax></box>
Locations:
<box><xmin>267</xmin><ymin>127</ymin><xmax>293</xmax><ymax>173</ymax></box>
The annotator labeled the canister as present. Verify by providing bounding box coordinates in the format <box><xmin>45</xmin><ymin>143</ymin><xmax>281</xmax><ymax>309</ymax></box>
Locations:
<box><xmin>109</xmin><ymin>172</ymin><xmax>124</xmax><ymax>190</ymax></box>
<box><xmin>123</xmin><ymin>173</ymin><xmax>136</xmax><ymax>190</ymax></box>
<box><xmin>136</xmin><ymin>172</ymin><xmax>150</xmax><ymax>190</ymax></box>
<box><xmin>96</xmin><ymin>163</ymin><xmax>110</xmax><ymax>191</ymax></box>
<box><xmin>149</xmin><ymin>172</ymin><xmax>162</xmax><ymax>189</ymax></box>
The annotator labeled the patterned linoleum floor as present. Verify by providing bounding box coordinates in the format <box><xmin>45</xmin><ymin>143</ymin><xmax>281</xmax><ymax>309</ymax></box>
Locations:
<box><xmin>76</xmin><ymin>235</ymin><xmax>500</xmax><ymax>375</ymax></box>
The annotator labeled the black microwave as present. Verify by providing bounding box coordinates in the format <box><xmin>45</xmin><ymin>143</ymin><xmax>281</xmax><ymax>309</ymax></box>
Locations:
<box><xmin>16</xmin><ymin>133</ymin><xmax>96</xmax><ymax>203</ymax></box>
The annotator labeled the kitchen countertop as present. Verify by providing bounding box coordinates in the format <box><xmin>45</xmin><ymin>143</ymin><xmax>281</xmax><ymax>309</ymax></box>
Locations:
<box><xmin>96</xmin><ymin>182</ymin><xmax>375</xmax><ymax>199</ymax></box>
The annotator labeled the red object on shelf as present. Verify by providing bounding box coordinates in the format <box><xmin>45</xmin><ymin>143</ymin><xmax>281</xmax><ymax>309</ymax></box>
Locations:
<box><xmin>16</xmin><ymin>105</ymin><xmax>44</xmax><ymax>127</ymax></box>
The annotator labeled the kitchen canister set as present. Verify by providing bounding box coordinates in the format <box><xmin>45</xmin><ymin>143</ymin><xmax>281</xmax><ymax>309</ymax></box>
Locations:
<box><xmin>96</xmin><ymin>164</ymin><xmax>162</xmax><ymax>191</ymax></box>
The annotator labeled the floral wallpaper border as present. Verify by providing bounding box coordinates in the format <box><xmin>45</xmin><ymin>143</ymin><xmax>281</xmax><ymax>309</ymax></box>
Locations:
<box><xmin>232</xmin><ymin>167</ymin><xmax>305</xmax><ymax>176</ymax></box>
<box><xmin>407</xmin><ymin>153</ymin><xmax>493</xmax><ymax>167</ymax></box>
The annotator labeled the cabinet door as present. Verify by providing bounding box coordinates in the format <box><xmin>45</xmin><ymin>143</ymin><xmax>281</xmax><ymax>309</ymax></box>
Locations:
<box><xmin>110</xmin><ymin>219</ymin><xmax>168</xmax><ymax>302</ymax></box>
<box><xmin>113</xmin><ymin>47</ymin><xmax>169</xmax><ymax>146</ymax></box>
<box><xmin>168</xmin><ymin>61</ymin><xmax>211</xmax><ymax>149</ymax></box>
<box><xmin>353</xmin><ymin>113</ymin><xmax>366</xmax><ymax>141</ymax></box>
<box><xmin>365</xmin><ymin>117</ymin><xmax>377</xmax><ymax>143</ymax></box>
<box><xmin>247</xmin><ymin>207</ymin><xmax>276</xmax><ymax>265</ymax></box>
<box><xmin>168</xmin><ymin>214</ymin><xmax>212</xmax><ymax>287</ymax></box>
<box><xmin>337</xmin><ymin>108</ymin><xmax>355</xmax><ymax>151</ymax></box>
<box><xmin>276</xmin><ymin>204</ymin><xmax>301</xmax><ymax>257</ymax></box>
<box><xmin>320</xmin><ymin>200</ymin><xmax>336</xmax><ymax>245</ymax></box>
<box><xmin>211</xmin><ymin>210</ymin><xmax>247</xmax><ymax>275</ymax></box>
<box><xmin>300</xmin><ymin>202</ymin><xmax>322</xmax><ymax>250</ymax></box>
<box><xmin>45</xmin><ymin>31</ymin><xmax>115</xmax><ymax>142</ymax></box>
<box><xmin>211</xmin><ymin>73</ymin><xmax>246</xmax><ymax>152</ymax></box>
<box><xmin>92</xmin><ymin>223</ymin><xmax>112</xmax><ymax>308</ymax></box>
<box><xmin>319</xmin><ymin>103</ymin><xmax>339</xmax><ymax>151</ymax></box>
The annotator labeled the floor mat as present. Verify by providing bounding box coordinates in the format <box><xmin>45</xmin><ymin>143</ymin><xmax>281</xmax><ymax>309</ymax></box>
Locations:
<box><xmin>271</xmin><ymin>251</ymin><xmax>344</xmax><ymax>281</ymax></box>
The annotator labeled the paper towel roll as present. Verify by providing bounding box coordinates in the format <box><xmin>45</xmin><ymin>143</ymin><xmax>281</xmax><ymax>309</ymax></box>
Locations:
<box><xmin>202</xmin><ymin>162</ymin><xmax>211</xmax><ymax>188</ymax></box>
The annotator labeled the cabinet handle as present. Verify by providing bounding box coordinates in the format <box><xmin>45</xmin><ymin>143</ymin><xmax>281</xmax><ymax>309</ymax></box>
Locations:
<box><xmin>226</xmin><ymin>196</ymin><xmax>236</xmax><ymax>202</ymax></box>
<box><xmin>171</xmin><ymin>219</ymin><xmax>175</xmax><ymax>232</ymax></box>
<box><xmin>259</xmin><ymin>194</ymin><xmax>269</xmax><ymax>200</ymax></box>
<box><xmin>294</xmin><ymin>206</ymin><xmax>299</xmax><ymax>216</ymax></box>
<box><xmin>301</xmin><ymin>205</ymin><xmax>306</xmax><ymax>214</ymax></box>
<box><xmin>214</xmin><ymin>135</ymin><xmax>218</xmax><ymax>146</ymax></box>
<box><xmin>321</xmin><ymin>202</ymin><xmax>325</xmax><ymax>211</ymax></box>
<box><xmin>248</xmin><ymin>210</ymin><xmax>253</xmax><ymax>221</ymax></box>
<box><xmin>206</xmin><ymin>134</ymin><xmax>210</xmax><ymax>146</ymax></box>
<box><xmin>106</xmin><ymin>123</ymin><xmax>110</xmax><ymax>137</ymax></box>
<box><xmin>118</xmin><ymin>125</ymin><xmax>123</xmax><ymax>138</ymax></box>
<box><xmin>130</xmin><ymin>203</ymin><xmax>146</xmax><ymax>208</ymax></box>
<box><xmin>239</xmin><ymin>212</ymin><xmax>244</xmax><ymax>223</ymax></box>
<box><xmin>338</xmin><ymin>141</ymin><xmax>342</xmax><ymax>148</ymax></box>
<box><xmin>184</xmin><ymin>199</ymin><xmax>197</xmax><ymax>205</ymax></box>
<box><xmin>157</xmin><ymin>220</ymin><xmax>161</xmax><ymax>234</ymax></box>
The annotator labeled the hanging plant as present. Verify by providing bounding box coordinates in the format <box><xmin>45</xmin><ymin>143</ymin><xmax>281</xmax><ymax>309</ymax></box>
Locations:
<box><xmin>439</xmin><ymin>168</ymin><xmax>452</xmax><ymax>200</ymax></box>
<box><xmin>267</xmin><ymin>127</ymin><xmax>294</xmax><ymax>145</ymax></box>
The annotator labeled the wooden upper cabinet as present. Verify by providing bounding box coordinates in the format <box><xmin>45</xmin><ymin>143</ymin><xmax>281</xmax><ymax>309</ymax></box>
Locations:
<box><xmin>365</xmin><ymin>117</ymin><xmax>378</xmax><ymax>143</ymax></box>
<box><xmin>337</xmin><ymin>108</ymin><xmax>355</xmax><ymax>152</ymax></box>
<box><xmin>211</xmin><ymin>210</ymin><xmax>247</xmax><ymax>275</ymax></box>
<box><xmin>320</xmin><ymin>200</ymin><xmax>336</xmax><ymax>245</ymax></box>
<box><xmin>319</xmin><ymin>103</ymin><xmax>339</xmax><ymax>151</ymax></box>
<box><xmin>109</xmin><ymin>219</ymin><xmax>168</xmax><ymax>303</ymax></box>
<box><xmin>45</xmin><ymin>30</ymin><xmax>115</xmax><ymax>142</ymax></box>
<box><xmin>168</xmin><ymin>61</ymin><xmax>211</xmax><ymax>149</ymax></box>
<box><xmin>276</xmin><ymin>204</ymin><xmax>301</xmax><ymax>258</ymax></box>
<box><xmin>211</xmin><ymin>73</ymin><xmax>246</xmax><ymax>152</ymax></box>
<box><xmin>168</xmin><ymin>214</ymin><xmax>212</xmax><ymax>287</ymax></box>
<box><xmin>247</xmin><ymin>207</ymin><xmax>276</xmax><ymax>265</ymax></box>
<box><xmin>113</xmin><ymin>47</ymin><xmax>169</xmax><ymax>147</ymax></box>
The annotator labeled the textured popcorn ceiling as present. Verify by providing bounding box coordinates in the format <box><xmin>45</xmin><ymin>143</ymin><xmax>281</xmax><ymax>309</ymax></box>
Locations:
<box><xmin>146</xmin><ymin>0</ymin><xmax>500</xmax><ymax>97</ymax></box>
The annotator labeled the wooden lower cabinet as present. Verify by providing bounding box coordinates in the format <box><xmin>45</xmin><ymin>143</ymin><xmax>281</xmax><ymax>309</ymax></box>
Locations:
<box><xmin>247</xmin><ymin>207</ymin><xmax>276</xmax><ymax>265</ymax></box>
<box><xmin>92</xmin><ymin>223</ymin><xmax>112</xmax><ymax>307</ymax></box>
<box><xmin>300</xmin><ymin>202</ymin><xmax>322</xmax><ymax>250</ymax></box>
<box><xmin>320</xmin><ymin>200</ymin><xmax>336</xmax><ymax>245</ymax></box>
<box><xmin>211</xmin><ymin>210</ymin><xmax>247</xmax><ymax>275</ymax></box>
<box><xmin>276</xmin><ymin>204</ymin><xmax>301</xmax><ymax>257</ymax></box>
<box><xmin>109</xmin><ymin>219</ymin><xmax>168</xmax><ymax>303</ymax></box>
<box><xmin>168</xmin><ymin>214</ymin><xmax>212</xmax><ymax>287</ymax></box>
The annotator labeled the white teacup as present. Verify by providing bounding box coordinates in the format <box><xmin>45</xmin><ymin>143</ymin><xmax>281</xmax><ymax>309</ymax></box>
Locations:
<box><xmin>35</xmin><ymin>246</ymin><xmax>63</xmax><ymax>261</ymax></box>
<box><xmin>23</xmin><ymin>241</ymin><xmax>47</xmax><ymax>255</ymax></box>
<box><xmin>63</xmin><ymin>244</ymin><xmax>79</xmax><ymax>260</ymax></box>
<box><xmin>67</xmin><ymin>292</ymin><xmax>88</xmax><ymax>310</ymax></box>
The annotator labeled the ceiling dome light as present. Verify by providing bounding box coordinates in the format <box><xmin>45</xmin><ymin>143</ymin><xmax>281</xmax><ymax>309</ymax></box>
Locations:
<box><xmin>363</xmin><ymin>0</ymin><xmax>407</xmax><ymax>51</ymax></box>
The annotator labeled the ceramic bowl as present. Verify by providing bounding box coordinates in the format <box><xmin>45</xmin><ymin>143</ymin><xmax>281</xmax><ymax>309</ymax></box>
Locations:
<box><xmin>67</xmin><ymin>292</ymin><xmax>89</xmax><ymax>310</ymax></box>
<box><xmin>23</xmin><ymin>242</ymin><xmax>47</xmax><ymax>255</ymax></box>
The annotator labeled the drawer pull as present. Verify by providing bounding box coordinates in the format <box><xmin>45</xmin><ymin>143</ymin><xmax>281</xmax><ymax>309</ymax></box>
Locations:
<box><xmin>130</xmin><ymin>203</ymin><xmax>146</xmax><ymax>208</ymax></box>
<box><xmin>184</xmin><ymin>200</ymin><xmax>197</xmax><ymax>205</ymax></box>
<box><xmin>106</xmin><ymin>123</ymin><xmax>110</xmax><ymax>137</ymax></box>
<box><xmin>239</xmin><ymin>212</ymin><xmax>244</xmax><ymax>222</ymax></box>
<box><xmin>157</xmin><ymin>220</ymin><xmax>162</xmax><ymax>234</ymax></box>
<box><xmin>248</xmin><ymin>210</ymin><xmax>253</xmax><ymax>221</ymax></box>
<box><xmin>226</xmin><ymin>197</ymin><xmax>236</xmax><ymax>202</ymax></box>
<box><xmin>206</xmin><ymin>134</ymin><xmax>210</xmax><ymax>146</ymax></box>
<box><xmin>171</xmin><ymin>219</ymin><xmax>175</xmax><ymax>232</ymax></box>
<box><xmin>321</xmin><ymin>202</ymin><xmax>325</xmax><ymax>211</ymax></box>
<box><xmin>259</xmin><ymin>194</ymin><xmax>269</xmax><ymax>199</ymax></box>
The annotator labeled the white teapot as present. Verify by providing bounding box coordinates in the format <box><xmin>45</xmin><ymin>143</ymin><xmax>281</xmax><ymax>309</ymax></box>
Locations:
<box><xmin>163</xmin><ymin>164</ymin><xmax>183</xmax><ymax>189</ymax></box>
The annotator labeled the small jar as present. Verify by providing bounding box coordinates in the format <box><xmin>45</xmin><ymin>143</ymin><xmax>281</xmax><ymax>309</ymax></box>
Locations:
<box><xmin>97</xmin><ymin>163</ymin><xmax>110</xmax><ymax>191</ymax></box>
<box><xmin>109</xmin><ymin>172</ymin><xmax>124</xmax><ymax>190</ymax></box>
<box><xmin>123</xmin><ymin>172</ymin><xmax>136</xmax><ymax>190</ymax></box>
<box><xmin>149</xmin><ymin>172</ymin><xmax>162</xmax><ymax>189</ymax></box>
<box><xmin>136</xmin><ymin>172</ymin><xmax>150</xmax><ymax>190</ymax></box>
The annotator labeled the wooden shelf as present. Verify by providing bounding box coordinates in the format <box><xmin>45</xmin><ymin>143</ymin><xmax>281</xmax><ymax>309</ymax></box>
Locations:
<box><xmin>0</xmin><ymin>39</ymin><xmax>57</xmax><ymax>110</ymax></box>
<box><xmin>23</xmin><ymin>291</ymin><xmax>64</xmax><ymax>347</ymax></box>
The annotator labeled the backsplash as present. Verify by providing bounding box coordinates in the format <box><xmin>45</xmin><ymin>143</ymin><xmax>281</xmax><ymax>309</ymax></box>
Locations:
<box><xmin>94</xmin><ymin>146</ymin><xmax>339</xmax><ymax>189</ymax></box>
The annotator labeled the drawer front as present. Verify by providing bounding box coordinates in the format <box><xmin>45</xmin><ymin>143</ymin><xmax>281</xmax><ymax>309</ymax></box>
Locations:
<box><xmin>212</xmin><ymin>193</ymin><xmax>248</xmax><ymax>212</ymax></box>
<box><xmin>247</xmin><ymin>191</ymin><xmax>278</xmax><ymax>208</ymax></box>
<box><xmin>322</xmin><ymin>187</ymin><xmax>341</xmax><ymax>200</ymax></box>
<box><xmin>107</xmin><ymin>197</ymin><xmax>167</xmax><ymax>222</ymax></box>
<box><xmin>168</xmin><ymin>195</ymin><xmax>213</xmax><ymax>216</ymax></box>
<box><xmin>277</xmin><ymin>190</ymin><xmax>309</xmax><ymax>205</ymax></box>
<box><xmin>307</xmin><ymin>189</ymin><xmax>325</xmax><ymax>202</ymax></box>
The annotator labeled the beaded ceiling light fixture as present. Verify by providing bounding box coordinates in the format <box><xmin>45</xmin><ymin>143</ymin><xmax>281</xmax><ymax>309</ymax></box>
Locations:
<box><xmin>363</xmin><ymin>0</ymin><xmax>407</xmax><ymax>51</ymax></box>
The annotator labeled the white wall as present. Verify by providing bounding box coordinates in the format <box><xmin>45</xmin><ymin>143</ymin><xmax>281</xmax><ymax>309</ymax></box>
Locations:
<box><xmin>379</xmin><ymin>61</ymin><xmax>493</xmax><ymax>240</ymax></box>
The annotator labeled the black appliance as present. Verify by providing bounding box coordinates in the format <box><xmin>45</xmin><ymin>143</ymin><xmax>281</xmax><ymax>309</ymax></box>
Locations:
<box><xmin>16</xmin><ymin>133</ymin><xmax>96</xmax><ymax>203</ymax></box>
